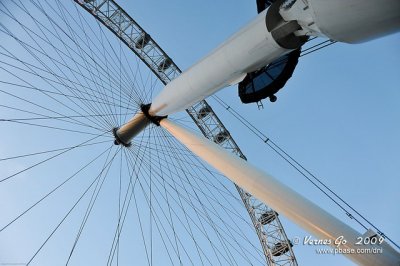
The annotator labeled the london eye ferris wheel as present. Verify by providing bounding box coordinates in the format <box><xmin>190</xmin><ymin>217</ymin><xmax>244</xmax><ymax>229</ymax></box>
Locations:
<box><xmin>0</xmin><ymin>0</ymin><xmax>399</xmax><ymax>265</ymax></box>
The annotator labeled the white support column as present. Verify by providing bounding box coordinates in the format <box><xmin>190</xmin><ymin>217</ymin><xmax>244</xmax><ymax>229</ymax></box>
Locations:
<box><xmin>147</xmin><ymin>0</ymin><xmax>399</xmax><ymax>118</ymax></box>
<box><xmin>280</xmin><ymin>0</ymin><xmax>400</xmax><ymax>44</ymax></box>
<box><xmin>160</xmin><ymin>118</ymin><xmax>400</xmax><ymax>266</ymax></box>
<box><xmin>149</xmin><ymin>9</ymin><xmax>291</xmax><ymax>117</ymax></box>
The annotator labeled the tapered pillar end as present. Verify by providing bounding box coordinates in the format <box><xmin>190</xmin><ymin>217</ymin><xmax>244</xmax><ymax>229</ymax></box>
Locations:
<box><xmin>113</xmin><ymin>103</ymin><xmax>168</xmax><ymax>147</ymax></box>
<box><xmin>113</xmin><ymin>127</ymin><xmax>132</xmax><ymax>147</ymax></box>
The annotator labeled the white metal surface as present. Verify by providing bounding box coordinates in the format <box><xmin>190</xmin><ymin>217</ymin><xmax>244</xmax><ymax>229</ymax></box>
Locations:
<box><xmin>281</xmin><ymin>0</ymin><xmax>400</xmax><ymax>43</ymax></box>
<box><xmin>160</xmin><ymin>118</ymin><xmax>400</xmax><ymax>266</ymax></box>
<box><xmin>149</xmin><ymin>9</ymin><xmax>290</xmax><ymax>116</ymax></box>
<box><xmin>148</xmin><ymin>0</ymin><xmax>400</xmax><ymax>118</ymax></box>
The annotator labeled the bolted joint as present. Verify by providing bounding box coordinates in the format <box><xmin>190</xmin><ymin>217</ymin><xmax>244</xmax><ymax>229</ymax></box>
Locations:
<box><xmin>140</xmin><ymin>103</ymin><xmax>167</xmax><ymax>126</ymax></box>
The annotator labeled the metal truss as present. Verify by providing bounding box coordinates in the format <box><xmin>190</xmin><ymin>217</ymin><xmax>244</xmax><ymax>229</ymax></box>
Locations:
<box><xmin>75</xmin><ymin>0</ymin><xmax>297</xmax><ymax>265</ymax></box>
<box><xmin>187</xmin><ymin>101</ymin><xmax>297</xmax><ymax>265</ymax></box>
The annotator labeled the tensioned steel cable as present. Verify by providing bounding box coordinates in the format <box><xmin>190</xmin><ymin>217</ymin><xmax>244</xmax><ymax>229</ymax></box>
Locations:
<box><xmin>213</xmin><ymin>95</ymin><xmax>400</xmax><ymax>249</ymax></box>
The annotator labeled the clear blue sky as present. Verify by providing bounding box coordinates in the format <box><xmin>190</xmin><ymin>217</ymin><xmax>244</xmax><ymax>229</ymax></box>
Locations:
<box><xmin>0</xmin><ymin>0</ymin><xmax>399</xmax><ymax>265</ymax></box>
